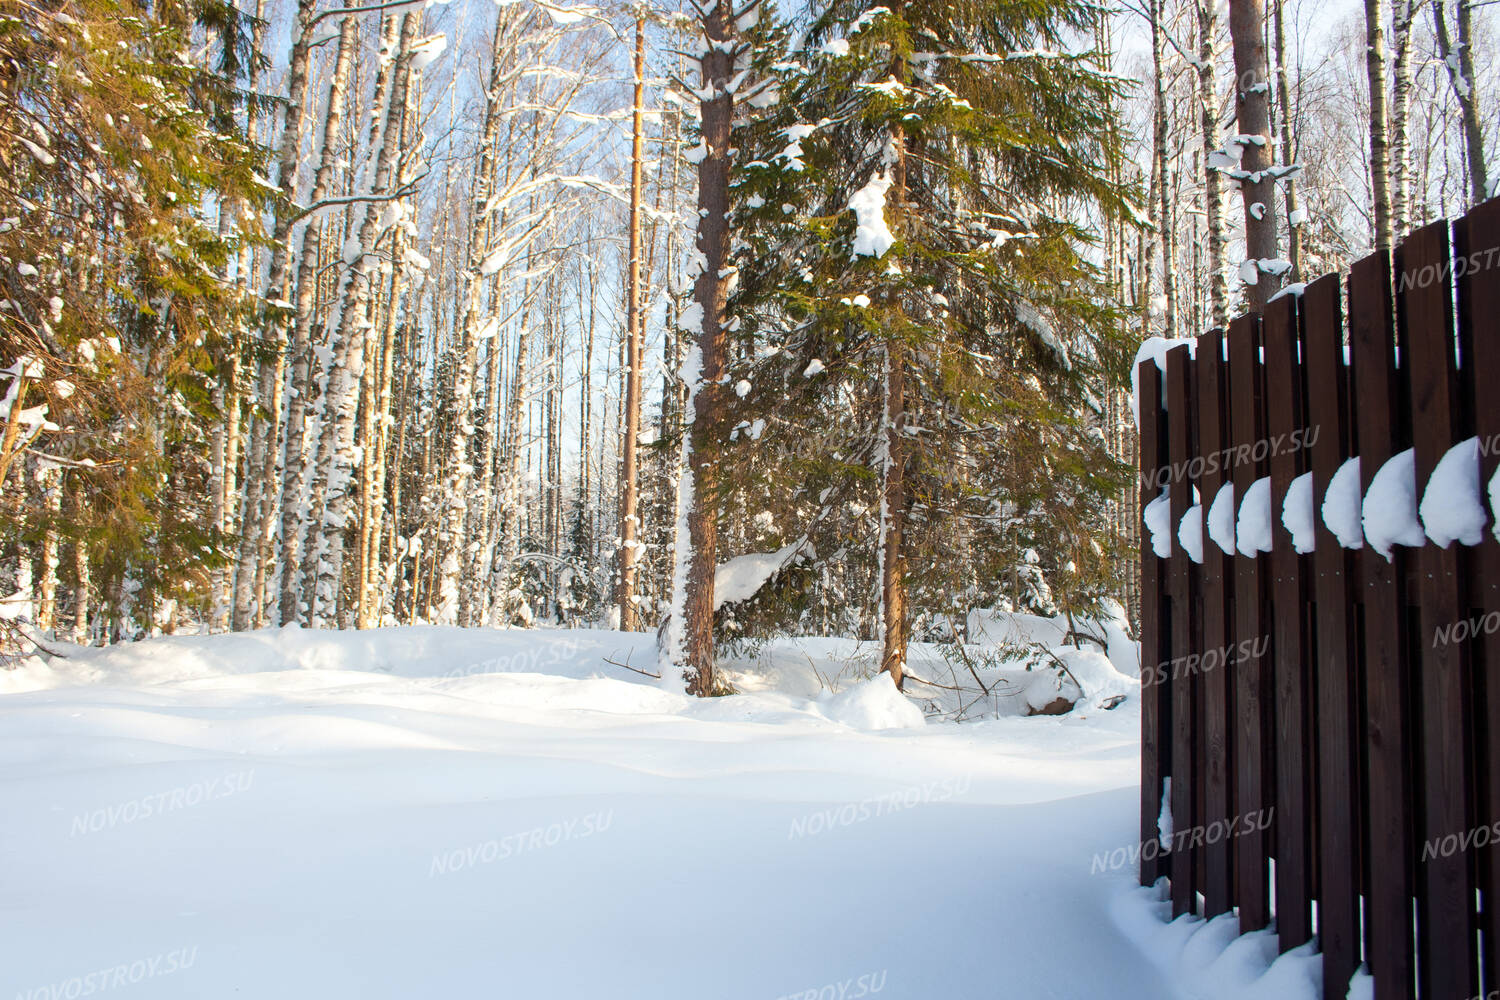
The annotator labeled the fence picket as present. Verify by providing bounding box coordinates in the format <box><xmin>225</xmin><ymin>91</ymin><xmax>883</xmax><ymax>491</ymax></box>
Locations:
<box><xmin>1228</xmin><ymin>313</ymin><xmax>1273</xmax><ymax>934</ymax></box>
<box><xmin>1140</xmin><ymin>362</ymin><xmax>1170</xmax><ymax>887</ymax></box>
<box><xmin>1195</xmin><ymin>329</ymin><xmax>1236</xmax><ymax>917</ymax></box>
<box><xmin>1303</xmin><ymin>271</ymin><xmax>1363</xmax><ymax>993</ymax></box>
<box><xmin>1400</xmin><ymin>221</ymin><xmax>1480</xmax><ymax>999</ymax></box>
<box><xmin>1454</xmin><ymin>199</ymin><xmax>1500</xmax><ymax>1000</ymax></box>
<box><xmin>1264</xmin><ymin>292</ymin><xmax>1315</xmax><ymax>950</ymax></box>
<box><xmin>1166</xmin><ymin>345</ymin><xmax>1199</xmax><ymax>916</ymax></box>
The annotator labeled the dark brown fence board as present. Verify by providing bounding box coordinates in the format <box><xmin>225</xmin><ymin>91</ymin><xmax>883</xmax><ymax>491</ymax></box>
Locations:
<box><xmin>1166</xmin><ymin>345</ymin><xmax>1200</xmax><ymax>916</ymax></box>
<box><xmin>1140</xmin><ymin>362</ymin><xmax>1169</xmax><ymax>887</ymax></box>
<box><xmin>1400</xmin><ymin>221</ymin><xmax>1480</xmax><ymax>999</ymax></box>
<box><xmin>1228</xmin><ymin>313</ymin><xmax>1273</xmax><ymax>933</ymax></box>
<box><xmin>1349</xmin><ymin>247</ymin><xmax>1417</xmax><ymax>1000</ymax></box>
<box><xmin>1303</xmin><ymin>271</ymin><xmax>1363</xmax><ymax>993</ymax></box>
<box><xmin>1264</xmin><ymin>293</ymin><xmax>1315</xmax><ymax>950</ymax></box>
<box><xmin>1195</xmin><ymin>329</ymin><xmax>1235</xmax><ymax>917</ymax></box>
<box><xmin>1454</xmin><ymin>200</ymin><xmax>1500</xmax><ymax>999</ymax></box>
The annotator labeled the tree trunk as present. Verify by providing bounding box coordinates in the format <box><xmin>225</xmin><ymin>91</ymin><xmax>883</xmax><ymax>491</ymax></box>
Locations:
<box><xmin>1433</xmin><ymin>0</ymin><xmax>1489</xmax><ymax>206</ymax></box>
<box><xmin>35</xmin><ymin>464</ymin><xmax>60</xmax><ymax>632</ymax></box>
<box><xmin>1365</xmin><ymin>0</ymin><xmax>1394</xmax><ymax>250</ymax></box>
<box><xmin>72</xmin><ymin>484</ymin><xmax>90</xmax><ymax>645</ymax></box>
<box><xmin>1149</xmin><ymin>0</ymin><xmax>1176</xmax><ymax>341</ymax></box>
<box><xmin>878</xmin><ymin>341</ymin><xmax>909</xmax><ymax>690</ymax></box>
<box><xmin>662</xmin><ymin>0</ymin><xmax>740</xmax><ymax>697</ymax></box>
<box><xmin>616</xmin><ymin>12</ymin><xmax>648</xmax><ymax>632</ymax></box>
<box><xmin>490</xmin><ymin>309</ymin><xmax>532</xmax><ymax>625</ymax></box>
<box><xmin>1228</xmin><ymin>0</ymin><xmax>1280</xmax><ymax>310</ymax></box>
<box><xmin>304</xmin><ymin>12</ymin><xmax>419</xmax><ymax>626</ymax></box>
<box><xmin>431</xmin><ymin>12</ymin><xmax>516</xmax><ymax>625</ymax></box>
<box><xmin>267</xmin><ymin>12</ymin><xmax>359</xmax><ymax>626</ymax></box>
<box><xmin>1391</xmin><ymin>0</ymin><xmax>1415</xmax><ymax>235</ymax></box>
<box><xmin>232</xmin><ymin>0</ymin><xmax>318</xmax><ymax>630</ymax></box>
<box><xmin>1196</xmin><ymin>0</ymin><xmax>1230</xmax><ymax>329</ymax></box>
<box><xmin>1273</xmin><ymin>0</ymin><xmax>1301</xmax><ymax>277</ymax></box>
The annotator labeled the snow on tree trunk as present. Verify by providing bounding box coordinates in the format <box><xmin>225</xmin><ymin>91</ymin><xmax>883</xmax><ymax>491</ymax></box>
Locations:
<box><xmin>304</xmin><ymin>12</ymin><xmax>420</xmax><ymax>627</ymax></box>
<box><xmin>488</xmin><ymin>311</ymin><xmax>532</xmax><ymax>627</ymax></box>
<box><xmin>35</xmin><ymin>463</ymin><xmax>59</xmax><ymax>632</ymax></box>
<box><xmin>431</xmin><ymin>12</ymin><xmax>516</xmax><ymax>627</ymax></box>
<box><xmin>1432</xmin><ymin>0</ymin><xmax>1489</xmax><ymax>206</ymax></box>
<box><xmin>232</xmin><ymin>0</ymin><xmax>319</xmax><ymax>631</ymax></box>
<box><xmin>265</xmin><ymin>12</ymin><xmax>360</xmax><ymax>626</ymax></box>
<box><xmin>1229</xmin><ymin>0</ymin><xmax>1280</xmax><ymax>311</ymax></box>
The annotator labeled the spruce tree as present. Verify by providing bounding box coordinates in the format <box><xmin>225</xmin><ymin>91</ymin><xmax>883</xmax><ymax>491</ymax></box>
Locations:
<box><xmin>728</xmin><ymin>0</ymin><xmax>1134</xmax><ymax>684</ymax></box>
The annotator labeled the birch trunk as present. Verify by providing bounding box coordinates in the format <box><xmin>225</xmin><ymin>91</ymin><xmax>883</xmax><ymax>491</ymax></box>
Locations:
<box><xmin>72</xmin><ymin>485</ymin><xmax>90</xmax><ymax>645</ymax></box>
<box><xmin>1391</xmin><ymin>0</ymin><xmax>1415</xmax><ymax>234</ymax></box>
<box><xmin>1432</xmin><ymin>0</ymin><xmax>1489</xmax><ymax>206</ymax></box>
<box><xmin>1196</xmin><ymin>0</ymin><xmax>1230</xmax><ymax>328</ymax></box>
<box><xmin>304</xmin><ymin>12</ymin><xmax>419</xmax><ymax>627</ymax></box>
<box><xmin>357</xmin><ymin>61</ymin><xmax>419</xmax><ymax>628</ymax></box>
<box><xmin>35</xmin><ymin>464</ymin><xmax>60</xmax><ymax>632</ymax></box>
<box><xmin>266</xmin><ymin>14</ymin><xmax>361</xmax><ymax>626</ymax></box>
<box><xmin>1365</xmin><ymin>0</ymin><xmax>1394</xmax><ymax>250</ymax></box>
<box><xmin>1150</xmin><ymin>0</ymin><xmax>1176</xmax><ymax>340</ymax></box>
<box><xmin>232</xmin><ymin>0</ymin><xmax>318</xmax><ymax>630</ymax></box>
<box><xmin>489</xmin><ymin>311</ymin><xmax>532</xmax><ymax>625</ymax></box>
<box><xmin>431</xmin><ymin>12</ymin><xmax>515</xmax><ymax>625</ymax></box>
<box><xmin>1273</xmin><ymin>0</ymin><xmax>1301</xmax><ymax>278</ymax></box>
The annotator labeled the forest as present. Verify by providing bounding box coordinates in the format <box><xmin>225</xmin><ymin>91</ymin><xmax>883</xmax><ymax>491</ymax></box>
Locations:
<box><xmin>1</xmin><ymin>0</ymin><xmax>1493</xmax><ymax>690</ymax></box>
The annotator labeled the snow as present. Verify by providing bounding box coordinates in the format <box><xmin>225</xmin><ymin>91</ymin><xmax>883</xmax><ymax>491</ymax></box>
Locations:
<box><xmin>1178</xmin><ymin>502</ymin><xmax>1204</xmax><ymax>563</ymax></box>
<box><xmin>848</xmin><ymin>171</ymin><xmax>895</xmax><ymax>258</ymax></box>
<box><xmin>0</xmin><ymin>626</ymin><xmax>1177</xmax><ymax>1000</ymax></box>
<box><xmin>1281</xmin><ymin>471</ymin><xmax>1316</xmax><ymax>554</ymax></box>
<box><xmin>1492</xmin><ymin>463</ymin><xmax>1500</xmax><ymax>544</ymax></box>
<box><xmin>816</xmin><ymin>673</ymin><xmax>924</xmax><ymax>730</ymax></box>
<box><xmin>409</xmin><ymin>34</ymin><xmax>447</xmax><ymax>70</ymax></box>
<box><xmin>1207</xmin><ymin>482</ymin><xmax>1236</xmax><ymax>555</ymax></box>
<box><xmin>713</xmin><ymin>540</ymin><xmax>813</xmax><ymax>611</ymax></box>
<box><xmin>1322</xmin><ymin>457</ymin><xmax>1364</xmax><ymax>549</ymax></box>
<box><xmin>1113</xmin><ymin>885</ymin><xmax>1323</xmax><ymax>1000</ymax></box>
<box><xmin>1143</xmin><ymin>489</ymin><xmax>1172</xmax><ymax>558</ymax></box>
<box><xmin>1419</xmin><ymin>436</ymin><xmax>1486</xmax><ymax>548</ymax></box>
<box><xmin>1130</xmin><ymin>336</ymin><xmax>1192</xmax><ymax>427</ymax></box>
<box><xmin>1235</xmin><ymin>477</ymin><xmax>1274</xmax><ymax>556</ymax></box>
<box><xmin>1362</xmin><ymin>448</ymin><xmax>1428</xmax><ymax>561</ymax></box>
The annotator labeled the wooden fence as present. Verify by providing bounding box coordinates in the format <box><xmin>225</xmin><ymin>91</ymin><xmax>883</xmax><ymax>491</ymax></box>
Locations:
<box><xmin>1138</xmin><ymin>198</ymin><xmax>1500</xmax><ymax>1000</ymax></box>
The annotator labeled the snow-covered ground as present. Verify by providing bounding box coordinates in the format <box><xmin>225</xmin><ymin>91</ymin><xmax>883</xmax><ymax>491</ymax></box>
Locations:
<box><xmin>0</xmin><ymin>625</ymin><xmax>1316</xmax><ymax>999</ymax></box>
